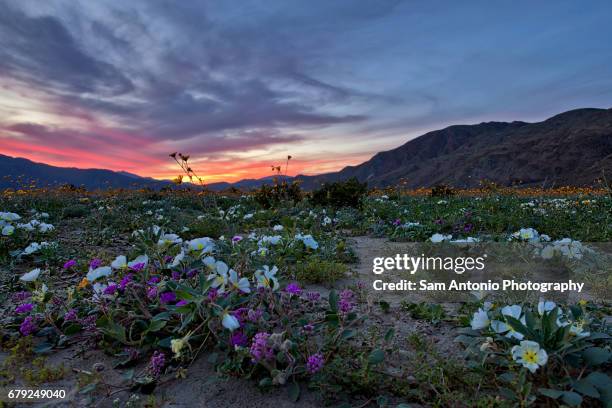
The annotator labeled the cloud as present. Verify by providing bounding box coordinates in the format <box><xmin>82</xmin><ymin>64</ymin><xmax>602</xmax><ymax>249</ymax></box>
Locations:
<box><xmin>0</xmin><ymin>5</ymin><xmax>134</xmax><ymax>96</ymax></box>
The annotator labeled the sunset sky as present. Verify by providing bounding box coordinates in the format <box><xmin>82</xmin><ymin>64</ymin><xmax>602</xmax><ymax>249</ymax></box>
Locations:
<box><xmin>1</xmin><ymin>1</ymin><xmax>612</xmax><ymax>182</ymax></box>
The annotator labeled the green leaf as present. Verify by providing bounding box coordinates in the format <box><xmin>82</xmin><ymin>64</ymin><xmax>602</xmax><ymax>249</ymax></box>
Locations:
<box><xmin>384</xmin><ymin>328</ymin><xmax>395</xmax><ymax>342</ymax></box>
<box><xmin>288</xmin><ymin>382</ymin><xmax>300</xmax><ymax>402</ymax></box>
<box><xmin>561</xmin><ymin>391</ymin><xmax>582</xmax><ymax>407</ymax></box>
<box><xmin>583</xmin><ymin>347</ymin><xmax>611</xmax><ymax>366</ymax></box>
<box><xmin>152</xmin><ymin>312</ymin><xmax>170</xmax><ymax>321</ymax></box>
<box><xmin>573</xmin><ymin>379</ymin><xmax>600</xmax><ymax>398</ymax></box>
<box><xmin>539</xmin><ymin>388</ymin><xmax>563</xmax><ymax>399</ymax></box>
<box><xmin>368</xmin><ymin>348</ymin><xmax>385</xmax><ymax>365</ymax></box>
<box><xmin>328</xmin><ymin>290</ymin><xmax>338</xmax><ymax>313</ymax></box>
<box><xmin>341</xmin><ymin>329</ymin><xmax>355</xmax><ymax>340</ymax></box>
<box><xmin>585</xmin><ymin>372</ymin><xmax>612</xmax><ymax>389</ymax></box>
<box><xmin>148</xmin><ymin>319</ymin><xmax>167</xmax><ymax>333</ymax></box>
<box><xmin>33</xmin><ymin>342</ymin><xmax>53</xmax><ymax>354</ymax></box>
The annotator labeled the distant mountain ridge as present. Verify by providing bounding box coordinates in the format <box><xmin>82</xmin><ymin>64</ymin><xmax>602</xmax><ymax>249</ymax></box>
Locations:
<box><xmin>296</xmin><ymin>107</ymin><xmax>612</xmax><ymax>189</ymax></box>
<box><xmin>1</xmin><ymin>108</ymin><xmax>611</xmax><ymax>191</ymax></box>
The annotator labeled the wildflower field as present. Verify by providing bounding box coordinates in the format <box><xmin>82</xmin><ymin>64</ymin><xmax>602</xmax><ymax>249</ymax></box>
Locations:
<box><xmin>0</xmin><ymin>186</ymin><xmax>610</xmax><ymax>407</ymax></box>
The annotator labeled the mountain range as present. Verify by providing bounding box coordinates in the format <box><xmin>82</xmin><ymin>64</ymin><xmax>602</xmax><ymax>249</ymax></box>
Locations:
<box><xmin>1</xmin><ymin>108</ymin><xmax>611</xmax><ymax>191</ymax></box>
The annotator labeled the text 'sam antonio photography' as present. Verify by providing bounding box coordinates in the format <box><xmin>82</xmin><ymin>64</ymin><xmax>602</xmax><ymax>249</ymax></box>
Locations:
<box><xmin>0</xmin><ymin>1</ymin><xmax>611</xmax><ymax>407</ymax></box>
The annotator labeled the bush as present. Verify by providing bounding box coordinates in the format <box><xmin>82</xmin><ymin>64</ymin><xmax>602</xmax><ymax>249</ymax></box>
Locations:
<box><xmin>294</xmin><ymin>258</ymin><xmax>348</xmax><ymax>284</ymax></box>
<box><xmin>430</xmin><ymin>184</ymin><xmax>455</xmax><ymax>197</ymax></box>
<box><xmin>311</xmin><ymin>178</ymin><xmax>367</xmax><ymax>208</ymax></box>
<box><xmin>254</xmin><ymin>179</ymin><xmax>303</xmax><ymax>208</ymax></box>
<box><xmin>62</xmin><ymin>205</ymin><xmax>89</xmax><ymax>218</ymax></box>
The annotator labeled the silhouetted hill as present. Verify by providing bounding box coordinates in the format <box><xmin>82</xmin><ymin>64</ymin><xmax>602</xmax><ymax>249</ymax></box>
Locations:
<box><xmin>2</xmin><ymin>108</ymin><xmax>610</xmax><ymax>191</ymax></box>
<box><xmin>296</xmin><ymin>108</ymin><xmax>612</xmax><ymax>189</ymax></box>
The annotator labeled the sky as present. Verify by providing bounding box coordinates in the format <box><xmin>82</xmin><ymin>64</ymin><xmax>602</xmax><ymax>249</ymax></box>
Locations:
<box><xmin>1</xmin><ymin>0</ymin><xmax>612</xmax><ymax>182</ymax></box>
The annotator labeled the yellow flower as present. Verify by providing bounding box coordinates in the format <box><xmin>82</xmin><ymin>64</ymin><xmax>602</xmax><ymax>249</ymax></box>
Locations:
<box><xmin>77</xmin><ymin>278</ymin><xmax>89</xmax><ymax>289</ymax></box>
<box><xmin>578</xmin><ymin>299</ymin><xmax>587</xmax><ymax>307</ymax></box>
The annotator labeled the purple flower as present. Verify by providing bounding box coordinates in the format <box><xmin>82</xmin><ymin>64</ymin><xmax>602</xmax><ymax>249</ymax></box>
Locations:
<box><xmin>89</xmin><ymin>258</ymin><xmax>103</xmax><ymax>269</ymax></box>
<box><xmin>339</xmin><ymin>289</ymin><xmax>354</xmax><ymax>314</ymax></box>
<box><xmin>64</xmin><ymin>309</ymin><xmax>78</xmax><ymax>322</ymax></box>
<box><xmin>392</xmin><ymin>218</ymin><xmax>401</xmax><ymax>226</ymax></box>
<box><xmin>103</xmin><ymin>284</ymin><xmax>118</xmax><ymax>295</ymax></box>
<box><xmin>146</xmin><ymin>286</ymin><xmax>158</xmax><ymax>300</ymax></box>
<box><xmin>306</xmin><ymin>291</ymin><xmax>320</xmax><ymax>302</ymax></box>
<box><xmin>186</xmin><ymin>269</ymin><xmax>198</xmax><ymax>278</ymax></box>
<box><xmin>80</xmin><ymin>315</ymin><xmax>98</xmax><ymax>332</ymax></box>
<box><xmin>124</xmin><ymin>347</ymin><xmax>140</xmax><ymax>361</ymax></box>
<box><xmin>250</xmin><ymin>332</ymin><xmax>274</xmax><ymax>363</ymax></box>
<box><xmin>207</xmin><ymin>288</ymin><xmax>218</xmax><ymax>301</ymax></box>
<box><xmin>160</xmin><ymin>291</ymin><xmax>176</xmax><ymax>304</ymax></box>
<box><xmin>148</xmin><ymin>276</ymin><xmax>161</xmax><ymax>284</ymax></box>
<box><xmin>15</xmin><ymin>303</ymin><xmax>34</xmax><ymax>314</ymax></box>
<box><xmin>19</xmin><ymin>316</ymin><xmax>36</xmax><ymax>336</ymax></box>
<box><xmin>229</xmin><ymin>331</ymin><xmax>248</xmax><ymax>347</ymax></box>
<box><xmin>231</xmin><ymin>235</ymin><xmax>243</xmax><ymax>244</ymax></box>
<box><xmin>285</xmin><ymin>282</ymin><xmax>302</xmax><ymax>296</ymax></box>
<box><xmin>129</xmin><ymin>262</ymin><xmax>145</xmax><ymax>272</ymax></box>
<box><xmin>119</xmin><ymin>273</ymin><xmax>133</xmax><ymax>290</ymax></box>
<box><xmin>176</xmin><ymin>300</ymin><xmax>188</xmax><ymax>307</ymax></box>
<box><xmin>149</xmin><ymin>351</ymin><xmax>165</xmax><ymax>377</ymax></box>
<box><xmin>463</xmin><ymin>223</ymin><xmax>474</xmax><ymax>233</ymax></box>
<box><xmin>303</xmin><ymin>323</ymin><xmax>314</xmax><ymax>333</ymax></box>
<box><xmin>247</xmin><ymin>308</ymin><xmax>263</xmax><ymax>322</ymax></box>
<box><xmin>12</xmin><ymin>291</ymin><xmax>31</xmax><ymax>303</ymax></box>
<box><xmin>171</xmin><ymin>271</ymin><xmax>181</xmax><ymax>281</ymax></box>
<box><xmin>306</xmin><ymin>353</ymin><xmax>324</xmax><ymax>374</ymax></box>
<box><xmin>434</xmin><ymin>218</ymin><xmax>444</xmax><ymax>225</ymax></box>
<box><xmin>63</xmin><ymin>259</ymin><xmax>77</xmax><ymax>269</ymax></box>
<box><xmin>164</xmin><ymin>255</ymin><xmax>173</xmax><ymax>263</ymax></box>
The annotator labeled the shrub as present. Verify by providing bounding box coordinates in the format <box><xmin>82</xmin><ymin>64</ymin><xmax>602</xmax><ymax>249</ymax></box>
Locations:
<box><xmin>254</xmin><ymin>179</ymin><xmax>303</xmax><ymax>209</ymax></box>
<box><xmin>430</xmin><ymin>184</ymin><xmax>455</xmax><ymax>197</ymax></box>
<box><xmin>62</xmin><ymin>205</ymin><xmax>89</xmax><ymax>218</ymax></box>
<box><xmin>294</xmin><ymin>258</ymin><xmax>348</xmax><ymax>284</ymax></box>
<box><xmin>311</xmin><ymin>178</ymin><xmax>367</xmax><ymax>208</ymax></box>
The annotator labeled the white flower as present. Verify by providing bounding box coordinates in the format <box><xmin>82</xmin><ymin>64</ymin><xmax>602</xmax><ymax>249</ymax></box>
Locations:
<box><xmin>491</xmin><ymin>305</ymin><xmax>525</xmax><ymax>340</ymax></box>
<box><xmin>229</xmin><ymin>269</ymin><xmax>250</xmax><ymax>293</ymax></box>
<box><xmin>222</xmin><ymin>311</ymin><xmax>240</xmax><ymax>331</ymax></box>
<box><xmin>537</xmin><ymin>300</ymin><xmax>556</xmax><ymax>315</ymax></box>
<box><xmin>20</xmin><ymin>268</ymin><xmax>41</xmax><ymax>282</ymax></box>
<box><xmin>569</xmin><ymin>323</ymin><xmax>590</xmax><ymax>338</ymax></box>
<box><xmin>17</xmin><ymin>222</ymin><xmax>35</xmax><ymax>231</ymax></box>
<box><xmin>202</xmin><ymin>256</ymin><xmax>216</xmax><ymax>269</ymax></box>
<box><xmin>0</xmin><ymin>212</ymin><xmax>21</xmax><ymax>221</ymax></box>
<box><xmin>273</xmin><ymin>225</ymin><xmax>284</xmax><ymax>231</ymax></box>
<box><xmin>186</xmin><ymin>237</ymin><xmax>215</xmax><ymax>255</ymax></box>
<box><xmin>255</xmin><ymin>265</ymin><xmax>279</xmax><ymax>291</ymax></box>
<box><xmin>511</xmin><ymin>340</ymin><xmax>548</xmax><ymax>373</ymax></box>
<box><xmin>208</xmin><ymin>261</ymin><xmax>229</xmax><ymax>292</ymax></box>
<box><xmin>87</xmin><ymin>266</ymin><xmax>112</xmax><ymax>282</ymax></box>
<box><xmin>2</xmin><ymin>225</ymin><xmax>15</xmax><ymax>236</ymax></box>
<box><xmin>170</xmin><ymin>250</ymin><xmax>185</xmax><ymax>267</ymax></box>
<box><xmin>471</xmin><ymin>308</ymin><xmax>490</xmax><ymax>330</ymax></box>
<box><xmin>322</xmin><ymin>216</ymin><xmax>332</xmax><ymax>226</ymax></box>
<box><xmin>430</xmin><ymin>233</ymin><xmax>452</xmax><ymax>243</ymax></box>
<box><xmin>111</xmin><ymin>255</ymin><xmax>127</xmax><ymax>269</ymax></box>
<box><xmin>513</xmin><ymin>228</ymin><xmax>539</xmax><ymax>242</ymax></box>
<box><xmin>295</xmin><ymin>234</ymin><xmax>318</xmax><ymax>250</ymax></box>
<box><xmin>23</xmin><ymin>242</ymin><xmax>42</xmax><ymax>254</ymax></box>
<box><xmin>157</xmin><ymin>233</ymin><xmax>182</xmax><ymax>247</ymax></box>
<box><xmin>38</xmin><ymin>223</ymin><xmax>54</xmax><ymax>233</ymax></box>
<box><xmin>243</xmin><ymin>213</ymin><xmax>254</xmax><ymax>220</ymax></box>
<box><xmin>259</xmin><ymin>235</ymin><xmax>282</xmax><ymax>246</ymax></box>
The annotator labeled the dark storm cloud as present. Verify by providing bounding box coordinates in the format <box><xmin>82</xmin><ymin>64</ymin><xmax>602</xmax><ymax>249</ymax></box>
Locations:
<box><xmin>0</xmin><ymin>5</ymin><xmax>134</xmax><ymax>96</ymax></box>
